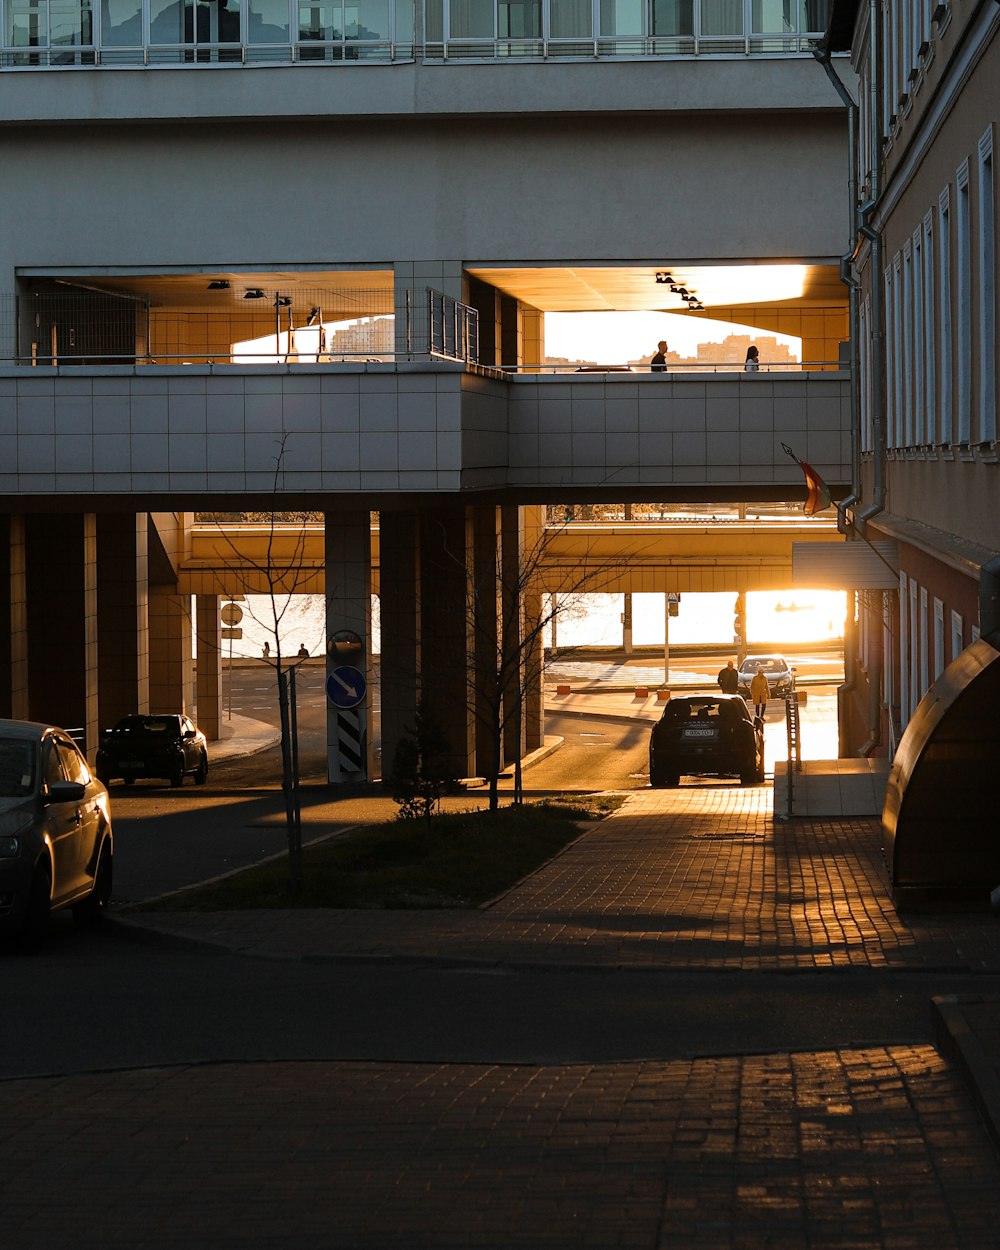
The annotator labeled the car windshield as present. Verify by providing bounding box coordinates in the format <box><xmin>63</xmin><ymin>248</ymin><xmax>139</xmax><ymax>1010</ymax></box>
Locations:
<box><xmin>664</xmin><ymin>698</ymin><xmax>746</xmax><ymax>723</ymax></box>
<box><xmin>741</xmin><ymin>658</ymin><xmax>787</xmax><ymax>674</ymax></box>
<box><xmin>111</xmin><ymin>716</ymin><xmax>181</xmax><ymax>738</ymax></box>
<box><xmin>0</xmin><ymin>737</ymin><xmax>36</xmax><ymax>797</ymax></box>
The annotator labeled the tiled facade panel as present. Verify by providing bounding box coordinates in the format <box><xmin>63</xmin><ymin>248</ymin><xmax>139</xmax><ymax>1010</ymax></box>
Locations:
<box><xmin>507</xmin><ymin>373</ymin><xmax>851</xmax><ymax>491</ymax></box>
<box><xmin>0</xmin><ymin>367</ymin><xmax>851</xmax><ymax>497</ymax></box>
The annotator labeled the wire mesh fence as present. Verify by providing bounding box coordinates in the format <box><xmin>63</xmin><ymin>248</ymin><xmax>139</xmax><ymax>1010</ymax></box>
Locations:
<box><xmin>0</xmin><ymin>286</ymin><xmax>487</xmax><ymax>365</ymax></box>
<box><xmin>3</xmin><ymin>287</ymin><xmax>400</xmax><ymax>365</ymax></box>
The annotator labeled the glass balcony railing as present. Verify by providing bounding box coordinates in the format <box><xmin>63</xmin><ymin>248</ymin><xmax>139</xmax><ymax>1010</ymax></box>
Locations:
<box><xmin>1</xmin><ymin>0</ymin><xmax>831</xmax><ymax>66</ymax></box>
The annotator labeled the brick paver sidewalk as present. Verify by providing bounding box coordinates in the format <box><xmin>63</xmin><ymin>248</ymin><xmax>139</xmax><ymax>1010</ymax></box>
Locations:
<box><xmin>3</xmin><ymin>1046</ymin><xmax>999</xmax><ymax>1249</ymax></box>
<box><xmin>128</xmin><ymin>787</ymin><xmax>1000</xmax><ymax>973</ymax></box>
<box><xmin>7</xmin><ymin>787</ymin><xmax>1000</xmax><ymax>1248</ymax></box>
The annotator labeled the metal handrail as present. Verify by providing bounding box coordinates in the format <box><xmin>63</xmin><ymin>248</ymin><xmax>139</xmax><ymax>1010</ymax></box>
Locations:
<box><xmin>0</xmin><ymin>31</ymin><xmax>839</xmax><ymax>69</ymax></box>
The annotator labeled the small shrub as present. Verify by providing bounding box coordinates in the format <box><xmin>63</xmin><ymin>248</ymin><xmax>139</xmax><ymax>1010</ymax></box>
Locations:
<box><xmin>387</xmin><ymin>697</ymin><xmax>460</xmax><ymax>828</ymax></box>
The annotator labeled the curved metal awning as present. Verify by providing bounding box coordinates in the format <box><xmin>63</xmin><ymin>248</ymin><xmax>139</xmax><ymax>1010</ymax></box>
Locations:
<box><xmin>882</xmin><ymin>630</ymin><xmax>1000</xmax><ymax>909</ymax></box>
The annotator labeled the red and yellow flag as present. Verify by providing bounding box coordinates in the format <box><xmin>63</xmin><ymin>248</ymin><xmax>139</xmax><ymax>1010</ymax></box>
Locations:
<box><xmin>781</xmin><ymin>443</ymin><xmax>832</xmax><ymax>515</ymax></box>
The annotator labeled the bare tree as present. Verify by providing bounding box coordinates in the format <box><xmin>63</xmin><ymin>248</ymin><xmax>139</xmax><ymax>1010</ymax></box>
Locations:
<box><xmin>428</xmin><ymin>506</ymin><xmax>635</xmax><ymax>812</ymax></box>
<box><xmin>198</xmin><ymin>434</ymin><xmax>321</xmax><ymax>889</ymax></box>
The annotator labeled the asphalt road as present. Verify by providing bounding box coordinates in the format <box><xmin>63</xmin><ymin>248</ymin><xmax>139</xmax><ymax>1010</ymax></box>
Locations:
<box><xmin>4</xmin><ymin>913</ymin><xmax>992</xmax><ymax>1080</ymax></box>
<box><xmin>12</xmin><ymin>664</ymin><xmax>971</xmax><ymax>1087</ymax></box>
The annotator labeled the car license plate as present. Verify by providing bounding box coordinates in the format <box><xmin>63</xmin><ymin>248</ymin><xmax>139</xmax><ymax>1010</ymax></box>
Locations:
<box><xmin>683</xmin><ymin>727</ymin><xmax>715</xmax><ymax>739</ymax></box>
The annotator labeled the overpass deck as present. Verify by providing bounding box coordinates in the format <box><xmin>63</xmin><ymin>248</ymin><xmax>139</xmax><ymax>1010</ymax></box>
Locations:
<box><xmin>181</xmin><ymin>519</ymin><xmax>843</xmax><ymax>596</ymax></box>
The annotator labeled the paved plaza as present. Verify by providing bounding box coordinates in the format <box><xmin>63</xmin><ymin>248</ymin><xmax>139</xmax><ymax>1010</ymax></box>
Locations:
<box><xmin>4</xmin><ymin>782</ymin><xmax>1000</xmax><ymax>1249</ymax></box>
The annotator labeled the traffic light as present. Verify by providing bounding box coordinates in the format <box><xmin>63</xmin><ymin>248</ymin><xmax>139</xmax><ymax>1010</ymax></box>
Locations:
<box><xmin>733</xmin><ymin>594</ymin><xmax>745</xmax><ymax>644</ymax></box>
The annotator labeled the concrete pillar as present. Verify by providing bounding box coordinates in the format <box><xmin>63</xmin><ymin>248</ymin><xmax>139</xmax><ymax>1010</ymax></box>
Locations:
<box><xmin>378</xmin><ymin>509</ymin><xmax>421</xmax><ymax>783</ymax></box>
<box><xmin>97</xmin><ymin>512</ymin><xmax>149</xmax><ymax>730</ymax></box>
<box><xmin>521</xmin><ymin>306</ymin><xmax>545</xmax><ymax>371</ymax></box>
<box><xmin>25</xmin><ymin>513</ymin><xmax>98</xmax><ymax>754</ymax></box>
<box><xmin>499</xmin><ymin>295</ymin><xmax>520</xmax><ymax>370</ymax></box>
<box><xmin>1</xmin><ymin>514</ymin><xmax>29</xmax><ymax>720</ymax></box>
<box><xmin>522</xmin><ymin>505</ymin><xmax>546</xmax><ymax>752</ymax></box>
<box><xmin>470</xmin><ymin>505</ymin><xmax>502</xmax><ymax>780</ymax></box>
<box><xmin>196</xmin><ymin>594</ymin><xmax>222</xmax><ymax>741</ymax></box>
<box><xmin>149</xmin><ymin>588</ymin><xmax>192</xmax><ymax>714</ymax></box>
<box><xmin>419</xmin><ymin>504</ymin><xmax>475</xmax><ymax>779</ymax></box>
<box><xmin>467</xmin><ymin>277</ymin><xmax>502</xmax><ymax>367</ymax></box>
<box><xmin>500</xmin><ymin>505</ymin><xmax>524</xmax><ymax>767</ymax></box>
<box><xmin>325</xmin><ymin>510</ymin><xmax>372</xmax><ymax>783</ymax></box>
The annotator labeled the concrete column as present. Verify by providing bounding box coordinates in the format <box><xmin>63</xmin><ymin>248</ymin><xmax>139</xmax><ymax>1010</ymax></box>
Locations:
<box><xmin>499</xmin><ymin>295</ymin><xmax>520</xmax><ymax>370</ymax></box>
<box><xmin>149</xmin><ymin>588</ymin><xmax>192</xmax><ymax>714</ymax></box>
<box><xmin>419</xmin><ymin>504</ymin><xmax>475</xmax><ymax>780</ymax></box>
<box><xmin>522</xmin><ymin>505</ymin><xmax>546</xmax><ymax>752</ymax></box>
<box><xmin>97</xmin><ymin>512</ymin><xmax>149</xmax><ymax>730</ymax></box>
<box><xmin>521</xmin><ymin>306</ymin><xmax>545</xmax><ymax>371</ymax></box>
<box><xmin>325</xmin><ymin>510</ymin><xmax>372</xmax><ymax>784</ymax></box>
<box><xmin>25</xmin><ymin>513</ymin><xmax>98</xmax><ymax>754</ymax></box>
<box><xmin>500</xmin><ymin>505</ymin><xmax>523</xmax><ymax>767</ymax></box>
<box><xmin>196</xmin><ymin>594</ymin><xmax>222</xmax><ymax>742</ymax></box>
<box><xmin>467</xmin><ymin>277</ymin><xmax>502</xmax><ymax>367</ymax></box>
<box><xmin>1</xmin><ymin>515</ymin><xmax>29</xmax><ymax>720</ymax></box>
<box><xmin>470</xmin><ymin>504</ymin><xmax>502</xmax><ymax>780</ymax></box>
<box><xmin>378</xmin><ymin>509</ymin><xmax>421</xmax><ymax>784</ymax></box>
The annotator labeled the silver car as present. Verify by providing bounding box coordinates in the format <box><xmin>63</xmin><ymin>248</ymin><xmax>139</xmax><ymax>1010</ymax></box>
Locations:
<box><xmin>737</xmin><ymin>653</ymin><xmax>795</xmax><ymax>700</ymax></box>
<box><xmin>0</xmin><ymin>720</ymin><xmax>113</xmax><ymax>951</ymax></box>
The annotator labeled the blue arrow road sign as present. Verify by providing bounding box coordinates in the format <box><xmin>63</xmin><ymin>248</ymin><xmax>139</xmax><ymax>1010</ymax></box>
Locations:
<box><xmin>326</xmin><ymin>665</ymin><xmax>366</xmax><ymax>709</ymax></box>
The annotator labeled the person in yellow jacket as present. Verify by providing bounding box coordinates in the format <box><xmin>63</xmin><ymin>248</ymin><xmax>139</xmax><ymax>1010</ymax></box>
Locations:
<box><xmin>749</xmin><ymin>668</ymin><xmax>770</xmax><ymax>719</ymax></box>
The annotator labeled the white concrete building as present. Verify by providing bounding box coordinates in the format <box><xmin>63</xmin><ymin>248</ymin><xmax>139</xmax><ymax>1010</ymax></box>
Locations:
<box><xmin>0</xmin><ymin>1</ymin><xmax>853</xmax><ymax>782</ymax></box>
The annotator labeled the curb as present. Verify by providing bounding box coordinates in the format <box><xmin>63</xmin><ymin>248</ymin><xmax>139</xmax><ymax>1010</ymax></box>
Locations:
<box><xmin>931</xmin><ymin>994</ymin><xmax>1000</xmax><ymax>1151</ymax></box>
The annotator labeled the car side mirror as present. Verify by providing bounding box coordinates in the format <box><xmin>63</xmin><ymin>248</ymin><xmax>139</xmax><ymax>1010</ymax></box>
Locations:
<box><xmin>183</xmin><ymin>728</ymin><xmax>195</xmax><ymax>739</ymax></box>
<box><xmin>45</xmin><ymin>779</ymin><xmax>86</xmax><ymax>804</ymax></box>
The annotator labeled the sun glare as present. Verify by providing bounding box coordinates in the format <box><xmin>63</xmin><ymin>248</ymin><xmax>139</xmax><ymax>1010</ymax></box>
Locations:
<box><xmin>748</xmin><ymin>591</ymin><xmax>846</xmax><ymax>644</ymax></box>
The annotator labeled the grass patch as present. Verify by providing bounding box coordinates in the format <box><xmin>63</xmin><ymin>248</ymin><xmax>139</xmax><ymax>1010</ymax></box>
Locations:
<box><xmin>145</xmin><ymin>794</ymin><xmax>625</xmax><ymax>912</ymax></box>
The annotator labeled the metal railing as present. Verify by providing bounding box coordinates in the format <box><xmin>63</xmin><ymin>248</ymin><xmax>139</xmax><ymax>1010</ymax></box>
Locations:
<box><xmin>401</xmin><ymin>288</ymin><xmax>479</xmax><ymax>363</ymax></box>
<box><xmin>3</xmin><ymin>287</ymin><xmax>396</xmax><ymax>366</ymax></box>
<box><xmin>0</xmin><ymin>26</ymin><xmax>834</xmax><ymax>69</ymax></box>
<box><xmin>425</xmin><ymin>33</ymin><xmax>826</xmax><ymax>60</ymax></box>
<box><xmin>509</xmin><ymin>360</ymin><xmax>846</xmax><ymax>373</ymax></box>
<box><xmin>783</xmin><ymin>691</ymin><xmax>802</xmax><ymax>819</ymax></box>
<box><xmin>1</xmin><ymin>286</ymin><xmax>481</xmax><ymax>366</ymax></box>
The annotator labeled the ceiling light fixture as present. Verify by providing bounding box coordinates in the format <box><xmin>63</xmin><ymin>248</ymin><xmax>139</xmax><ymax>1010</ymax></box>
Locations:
<box><xmin>274</xmin><ymin>295</ymin><xmax>292</xmax><ymax>307</ymax></box>
<box><xmin>306</xmin><ymin>306</ymin><xmax>321</xmax><ymax>326</ymax></box>
<box><xmin>243</xmin><ymin>288</ymin><xmax>265</xmax><ymax>300</ymax></box>
<box><xmin>654</xmin><ymin>272</ymin><xmax>674</xmax><ymax>284</ymax></box>
<box><xmin>207</xmin><ymin>280</ymin><xmax>230</xmax><ymax>290</ymax></box>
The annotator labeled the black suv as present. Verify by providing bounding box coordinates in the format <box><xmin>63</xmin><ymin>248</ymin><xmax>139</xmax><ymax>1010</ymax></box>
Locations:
<box><xmin>96</xmin><ymin>714</ymin><xmax>208</xmax><ymax>787</ymax></box>
<box><xmin>649</xmin><ymin>694</ymin><xmax>765</xmax><ymax>787</ymax></box>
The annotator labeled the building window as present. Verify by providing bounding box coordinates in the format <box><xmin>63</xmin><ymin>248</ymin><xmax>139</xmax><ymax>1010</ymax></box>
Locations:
<box><xmin>950</xmin><ymin>608</ymin><xmax>963</xmax><ymax>662</ymax></box>
<box><xmin>860</xmin><ymin>295</ymin><xmax>872</xmax><ymax>453</ymax></box>
<box><xmin>919</xmin><ymin>585</ymin><xmax>928</xmax><ymax>698</ymax></box>
<box><xmin>956</xmin><ymin>159</ymin><xmax>972</xmax><ymax>445</ymax></box>
<box><xmin>939</xmin><ymin>187</ymin><xmax>952</xmax><ymax>444</ymax></box>
<box><xmin>978</xmin><ymin>127</ymin><xmax>996</xmax><ymax>445</ymax></box>
<box><xmin>2</xmin><ymin>0</ymin><xmax>831</xmax><ymax>55</ymax></box>
<box><xmin>902</xmin><ymin>240</ymin><xmax>914</xmax><ymax>448</ymax></box>
<box><xmin>899</xmin><ymin>573</ymin><xmax>909</xmax><ymax>726</ymax></box>
<box><xmin>908</xmin><ymin>577</ymin><xmax>919</xmax><ymax>723</ymax></box>
<box><xmin>922</xmin><ymin>210</ymin><xmax>936</xmax><ymax>445</ymax></box>
<box><xmin>890</xmin><ymin>256</ymin><xmax>903</xmax><ymax>449</ymax></box>
<box><xmin>933</xmin><ymin>596</ymin><xmax>944</xmax><ymax>680</ymax></box>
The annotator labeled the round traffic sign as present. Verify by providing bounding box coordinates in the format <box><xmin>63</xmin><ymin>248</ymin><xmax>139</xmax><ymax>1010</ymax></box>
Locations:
<box><xmin>221</xmin><ymin>603</ymin><xmax>244</xmax><ymax>626</ymax></box>
<box><xmin>326</xmin><ymin>665</ymin><xmax>366</xmax><ymax>709</ymax></box>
